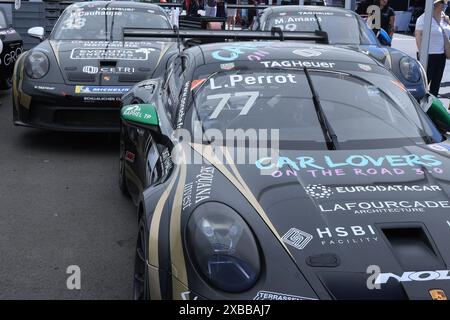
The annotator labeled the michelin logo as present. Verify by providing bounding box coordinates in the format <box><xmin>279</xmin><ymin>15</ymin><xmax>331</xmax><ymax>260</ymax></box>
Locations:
<box><xmin>75</xmin><ymin>86</ymin><xmax>130</xmax><ymax>94</ymax></box>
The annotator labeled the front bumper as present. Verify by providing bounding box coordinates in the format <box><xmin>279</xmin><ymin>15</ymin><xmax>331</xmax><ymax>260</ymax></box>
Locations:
<box><xmin>14</xmin><ymin>82</ymin><xmax>130</xmax><ymax>132</ymax></box>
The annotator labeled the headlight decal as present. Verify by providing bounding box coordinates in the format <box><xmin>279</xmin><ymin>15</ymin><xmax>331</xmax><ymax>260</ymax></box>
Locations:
<box><xmin>190</xmin><ymin>143</ymin><xmax>294</xmax><ymax>261</ymax></box>
<box><xmin>148</xmin><ymin>164</ymin><xmax>180</xmax><ymax>300</ymax></box>
<box><xmin>399</xmin><ymin>56</ymin><xmax>421</xmax><ymax>83</ymax></box>
<box><xmin>24</xmin><ymin>51</ymin><xmax>49</xmax><ymax>79</ymax></box>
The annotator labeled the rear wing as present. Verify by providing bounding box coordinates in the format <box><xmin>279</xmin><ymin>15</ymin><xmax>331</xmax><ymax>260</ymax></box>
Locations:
<box><xmin>123</xmin><ymin>28</ymin><xmax>329</xmax><ymax>44</ymax></box>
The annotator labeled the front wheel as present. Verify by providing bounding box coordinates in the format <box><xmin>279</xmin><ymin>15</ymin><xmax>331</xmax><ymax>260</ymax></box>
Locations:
<box><xmin>134</xmin><ymin>218</ymin><xmax>150</xmax><ymax>300</ymax></box>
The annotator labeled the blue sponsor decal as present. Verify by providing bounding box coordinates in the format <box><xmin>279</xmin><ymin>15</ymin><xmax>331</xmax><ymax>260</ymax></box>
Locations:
<box><xmin>75</xmin><ymin>86</ymin><xmax>130</xmax><ymax>94</ymax></box>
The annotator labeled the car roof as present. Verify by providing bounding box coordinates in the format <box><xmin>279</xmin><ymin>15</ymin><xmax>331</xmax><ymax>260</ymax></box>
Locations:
<box><xmin>265</xmin><ymin>5</ymin><xmax>358</xmax><ymax>16</ymax></box>
<box><xmin>68</xmin><ymin>1</ymin><xmax>164</xmax><ymax>11</ymax></box>
<box><xmin>193</xmin><ymin>41</ymin><xmax>379</xmax><ymax>66</ymax></box>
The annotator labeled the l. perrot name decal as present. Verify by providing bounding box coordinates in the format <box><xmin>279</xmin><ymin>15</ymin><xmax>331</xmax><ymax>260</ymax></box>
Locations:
<box><xmin>209</xmin><ymin>74</ymin><xmax>297</xmax><ymax>90</ymax></box>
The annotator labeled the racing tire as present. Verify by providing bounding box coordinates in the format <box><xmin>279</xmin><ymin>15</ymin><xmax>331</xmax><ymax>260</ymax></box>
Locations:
<box><xmin>0</xmin><ymin>75</ymin><xmax>13</xmax><ymax>90</ymax></box>
<box><xmin>133</xmin><ymin>217</ymin><xmax>150</xmax><ymax>300</ymax></box>
<box><xmin>119</xmin><ymin>140</ymin><xmax>131</xmax><ymax>198</ymax></box>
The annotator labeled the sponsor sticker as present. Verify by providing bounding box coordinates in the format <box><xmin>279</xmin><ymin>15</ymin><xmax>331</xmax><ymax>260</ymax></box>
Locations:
<box><xmin>256</xmin><ymin>154</ymin><xmax>444</xmax><ymax>178</ymax></box>
<box><xmin>376</xmin><ymin>270</ymin><xmax>450</xmax><ymax>285</ymax></box>
<box><xmin>430</xmin><ymin>289</ymin><xmax>447</xmax><ymax>300</ymax></box>
<box><xmin>253</xmin><ymin>291</ymin><xmax>316</xmax><ymax>300</ymax></box>
<box><xmin>34</xmin><ymin>85</ymin><xmax>55</xmax><ymax>91</ymax></box>
<box><xmin>283</xmin><ymin>225</ymin><xmax>378</xmax><ymax>248</ymax></box>
<box><xmin>305</xmin><ymin>184</ymin><xmax>443</xmax><ymax>200</ymax></box>
<box><xmin>182</xmin><ymin>166</ymin><xmax>215</xmax><ymax>210</ymax></box>
<box><xmin>282</xmin><ymin>228</ymin><xmax>313</xmax><ymax>250</ymax></box>
<box><xmin>75</xmin><ymin>86</ymin><xmax>130</xmax><ymax>94</ymax></box>
<box><xmin>319</xmin><ymin>200</ymin><xmax>450</xmax><ymax>215</ymax></box>
<box><xmin>260</xmin><ymin>60</ymin><xmax>336</xmax><ymax>69</ymax></box>
<box><xmin>292</xmin><ymin>48</ymin><xmax>323</xmax><ymax>58</ymax></box>
<box><xmin>71</xmin><ymin>48</ymin><xmax>153</xmax><ymax>60</ymax></box>
<box><xmin>358</xmin><ymin>63</ymin><xmax>372</xmax><ymax>71</ymax></box>
<box><xmin>82</xmin><ymin>66</ymin><xmax>135</xmax><ymax>74</ymax></box>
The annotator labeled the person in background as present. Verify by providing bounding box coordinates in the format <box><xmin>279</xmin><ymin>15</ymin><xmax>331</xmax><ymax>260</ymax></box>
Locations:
<box><xmin>248</xmin><ymin>0</ymin><xmax>259</xmax><ymax>27</ymax></box>
<box><xmin>379</xmin><ymin>0</ymin><xmax>395</xmax><ymax>39</ymax></box>
<box><xmin>205</xmin><ymin>0</ymin><xmax>217</xmax><ymax>17</ymax></box>
<box><xmin>183</xmin><ymin>0</ymin><xmax>201</xmax><ymax>17</ymax></box>
<box><xmin>226</xmin><ymin>0</ymin><xmax>237</xmax><ymax>30</ymax></box>
<box><xmin>415</xmin><ymin>0</ymin><xmax>450</xmax><ymax>97</ymax></box>
<box><xmin>216</xmin><ymin>0</ymin><xmax>227</xmax><ymax>29</ymax></box>
<box><xmin>356</xmin><ymin>0</ymin><xmax>375</xmax><ymax>15</ymax></box>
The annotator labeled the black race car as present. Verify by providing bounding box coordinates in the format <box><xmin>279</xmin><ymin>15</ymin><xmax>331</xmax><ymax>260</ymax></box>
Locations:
<box><xmin>12</xmin><ymin>1</ymin><xmax>176</xmax><ymax>132</ymax></box>
<box><xmin>252</xmin><ymin>6</ymin><xmax>428</xmax><ymax>100</ymax></box>
<box><xmin>0</xmin><ymin>8</ymin><xmax>22</xmax><ymax>89</ymax></box>
<box><xmin>119</xmin><ymin>30</ymin><xmax>450</xmax><ymax>300</ymax></box>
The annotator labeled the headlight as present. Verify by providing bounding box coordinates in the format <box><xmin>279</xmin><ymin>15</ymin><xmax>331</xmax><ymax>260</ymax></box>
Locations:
<box><xmin>399</xmin><ymin>56</ymin><xmax>420</xmax><ymax>83</ymax></box>
<box><xmin>187</xmin><ymin>202</ymin><xmax>261</xmax><ymax>293</ymax></box>
<box><xmin>25</xmin><ymin>51</ymin><xmax>49</xmax><ymax>79</ymax></box>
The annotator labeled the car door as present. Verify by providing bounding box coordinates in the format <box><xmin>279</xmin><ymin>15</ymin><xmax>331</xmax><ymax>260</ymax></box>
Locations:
<box><xmin>143</xmin><ymin>55</ymin><xmax>187</xmax><ymax>189</ymax></box>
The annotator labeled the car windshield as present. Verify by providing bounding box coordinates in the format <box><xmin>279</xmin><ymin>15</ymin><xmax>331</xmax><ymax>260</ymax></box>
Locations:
<box><xmin>190</xmin><ymin>68</ymin><xmax>439</xmax><ymax>149</ymax></box>
<box><xmin>265</xmin><ymin>11</ymin><xmax>377</xmax><ymax>45</ymax></box>
<box><xmin>51</xmin><ymin>5</ymin><xmax>170</xmax><ymax>41</ymax></box>
<box><xmin>0</xmin><ymin>11</ymin><xmax>7</xmax><ymax>28</ymax></box>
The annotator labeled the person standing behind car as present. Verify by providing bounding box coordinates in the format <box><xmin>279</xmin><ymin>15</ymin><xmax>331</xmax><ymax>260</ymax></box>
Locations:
<box><xmin>216</xmin><ymin>0</ymin><xmax>227</xmax><ymax>29</ymax></box>
<box><xmin>227</xmin><ymin>0</ymin><xmax>237</xmax><ymax>30</ymax></box>
<box><xmin>415</xmin><ymin>0</ymin><xmax>450</xmax><ymax>96</ymax></box>
<box><xmin>379</xmin><ymin>0</ymin><xmax>396</xmax><ymax>39</ymax></box>
<box><xmin>205</xmin><ymin>0</ymin><xmax>217</xmax><ymax>17</ymax></box>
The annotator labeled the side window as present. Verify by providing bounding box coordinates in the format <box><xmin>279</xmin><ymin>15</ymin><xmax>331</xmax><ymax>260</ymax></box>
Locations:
<box><xmin>167</xmin><ymin>56</ymin><xmax>184</xmax><ymax>106</ymax></box>
<box><xmin>162</xmin><ymin>55</ymin><xmax>188</xmax><ymax>127</ymax></box>
<box><xmin>146</xmin><ymin>142</ymin><xmax>161</xmax><ymax>186</ymax></box>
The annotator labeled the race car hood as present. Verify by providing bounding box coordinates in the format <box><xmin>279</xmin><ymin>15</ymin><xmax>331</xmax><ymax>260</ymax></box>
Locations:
<box><xmin>48</xmin><ymin>39</ymin><xmax>173</xmax><ymax>85</ymax></box>
<box><xmin>338</xmin><ymin>44</ymin><xmax>392</xmax><ymax>69</ymax></box>
<box><xmin>194</xmin><ymin>141</ymin><xmax>450</xmax><ymax>299</ymax></box>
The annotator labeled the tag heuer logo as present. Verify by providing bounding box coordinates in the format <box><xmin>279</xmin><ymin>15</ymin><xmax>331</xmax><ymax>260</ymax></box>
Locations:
<box><xmin>83</xmin><ymin>66</ymin><xmax>98</xmax><ymax>74</ymax></box>
<box><xmin>282</xmin><ymin>228</ymin><xmax>313</xmax><ymax>250</ymax></box>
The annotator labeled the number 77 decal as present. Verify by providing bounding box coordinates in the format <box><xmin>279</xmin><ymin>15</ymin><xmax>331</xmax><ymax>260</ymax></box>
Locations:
<box><xmin>207</xmin><ymin>91</ymin><xmax>260</xmax><ymax>119</ymax></box>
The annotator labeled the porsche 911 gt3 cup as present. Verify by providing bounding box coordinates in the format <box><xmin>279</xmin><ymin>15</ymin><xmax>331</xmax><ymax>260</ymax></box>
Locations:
<box><xmin>118</xmin><ymin>29</ymin><xmax>450</xmax><ymax>300</ymax></box>
<box><xmin>12</xmin><ymin>1</ymin><xmax>176</xmax><ymax>131</ymax></box>
<box><xmin>0</xmin><ymin>8</ymin><xmax>22</xmax><ymax>90</ymax></box>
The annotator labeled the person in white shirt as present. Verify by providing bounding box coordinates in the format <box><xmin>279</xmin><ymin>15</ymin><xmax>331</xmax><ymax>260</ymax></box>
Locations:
<box><xmin>415</xmin><ymin>0</ymin><xmax>450</xmax><ymax>96</ymax></box>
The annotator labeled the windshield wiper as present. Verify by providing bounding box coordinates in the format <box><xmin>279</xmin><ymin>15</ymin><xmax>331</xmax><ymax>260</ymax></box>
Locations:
<box><xmin>303</xmin><ymin>67</ymin><xmax>339</xmax><ymax>150</ymax></box>
<box><xmin>314</xmin><ymin>14</ymin><xmax>322</xmax><ymax>32</ymax></box>
<box><xmin>110</xmin><ymin>7</ymin><xmax>116</xmax><ymax>42</ymax></box>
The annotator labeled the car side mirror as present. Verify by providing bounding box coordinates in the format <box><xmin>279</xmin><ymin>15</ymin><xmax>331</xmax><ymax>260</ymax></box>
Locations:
<box><xmin>376</xmin><ymin>28</ymin><xmax>392</xmax><ymax>46</ymax></box>
<box><xmin>420</xmin><ymin>93</ymin><xmax>450</xmax><ymax>133</ymax></box>
<box><xmin>27</xmin><ymin>27</ymin><xmax>45</xmax><ymax>41</ymax></box>
<box><xmin>121</xmin><ymin>104</ymin><xmax>160</xmax><ymax>129</ymax></box>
